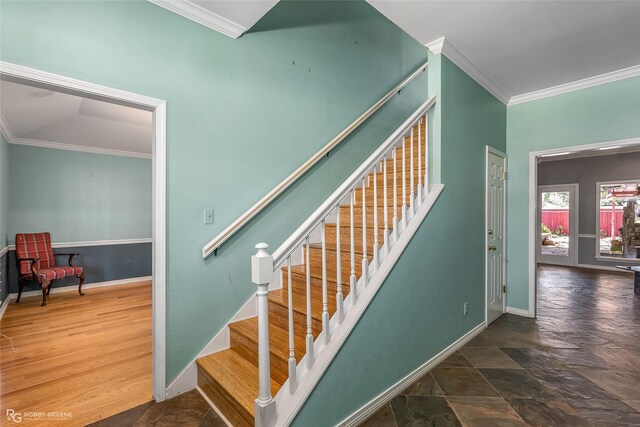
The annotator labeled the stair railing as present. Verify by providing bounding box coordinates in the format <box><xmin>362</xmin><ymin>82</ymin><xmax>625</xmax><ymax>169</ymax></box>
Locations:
<box><xmin>203</xmin><ymin>62</ymin><xmax>429</xmax><ymax>258</ymax></box>
<box><xmin>251</xmin><ymin>96</ymin><xmax>436</xmax><ymax>427</ymax></box>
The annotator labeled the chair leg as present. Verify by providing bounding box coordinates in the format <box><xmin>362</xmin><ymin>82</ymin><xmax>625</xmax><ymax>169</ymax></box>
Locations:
<box><xmin>78</xmin><ymin>273</ymin><xmax>85</xmax><ymax>296</ymax></box>
<box><xmin>41</xmin><ymin>279</ymin><xmax>50</xmax><ymax>306</ymax></box>
<box><xmin>16</xmin><ymin>281</ymin><xmax>25</xmax><ymax>303</ymax></box>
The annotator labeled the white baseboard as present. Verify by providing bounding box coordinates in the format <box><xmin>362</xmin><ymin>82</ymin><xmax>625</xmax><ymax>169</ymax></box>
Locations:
<box><xmin>505</xmin><ymin>306</ymin><xmax>534</xmax><ymax>318</ymax></box>
<box><xmin>0</xmin><ymin>296</ymin><xmax>10</xmax><ymax>321</ymax></box>
<box><xmin>338</xmin><ymin>322</ymin><xmax>487</xmax><ymax>427</ymax></box>
<box><xmin>577</xmin><ymin>263</ymin><xmax>636</xmax><ymax>273</ymax></box>
<box><xmin>7</xmin><ymin>275</ymin><xmax>152</xmax><ymax>299</ymax></box>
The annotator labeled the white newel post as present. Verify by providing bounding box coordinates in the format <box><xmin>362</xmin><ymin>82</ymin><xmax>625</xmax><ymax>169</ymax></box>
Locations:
<box><xmin>252</xmin><ymin>243</ymin><xmax>276</xmax><ymax>427</ymax></box>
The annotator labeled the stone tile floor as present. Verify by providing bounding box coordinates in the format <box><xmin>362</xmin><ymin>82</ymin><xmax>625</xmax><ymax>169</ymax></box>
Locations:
<box><xmin>95</xmin><ymin>265</ymin><xmax>639</xmax><ymax>426</ymax></box>
<box><xmin>362</xmin><ymin>264</ymin><xmax>640</xmax><ymax>426</ymax></box>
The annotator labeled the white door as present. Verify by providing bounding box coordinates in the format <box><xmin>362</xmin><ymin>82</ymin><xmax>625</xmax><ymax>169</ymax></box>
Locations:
<box><xmin>486</xmin><ymin>148</ymin><xmax>506</xmax><ymax>325</ymax></box>
<box><xmin>537</xmin><ymin>184</ymin><xmax>578</xmax><ymax>266</ymax></box>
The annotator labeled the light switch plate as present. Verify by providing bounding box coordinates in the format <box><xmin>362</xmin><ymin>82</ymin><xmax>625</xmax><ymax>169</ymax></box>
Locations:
<box><xmin>204</xmin><ymin>209</ymin><xmax>214</xmax><ymax>224</ymax></box>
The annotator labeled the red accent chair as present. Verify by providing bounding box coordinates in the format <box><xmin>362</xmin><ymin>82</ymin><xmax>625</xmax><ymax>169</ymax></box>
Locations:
<box><xmin>15</xmin><ymin>233</ymin><xmax>85</xmax><ymax>306</ymax></box>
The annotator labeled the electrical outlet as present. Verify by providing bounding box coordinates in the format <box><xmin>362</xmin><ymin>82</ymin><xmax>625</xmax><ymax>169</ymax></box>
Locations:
<box><xmin>204</xmin><ymin>208</ymin><xmax>214</xmax><ymax>225</ymax></box>
<box><xmin>463</xmin><ymin>302</ymin><xmax>469</xmax><ymax>316</ymax></box>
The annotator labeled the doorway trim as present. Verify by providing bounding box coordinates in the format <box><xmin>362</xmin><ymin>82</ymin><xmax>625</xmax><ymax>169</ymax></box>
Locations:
<box><xmin>527</xmin><ymin>136</ymin><xmax>640</xmax><ymax>319</ymax></box>
<box><xmin>485</xmin><ymin>146</ymin><xmax>507</xmax><ymax>326</ymax></box>
<box><xmin>536</xmin><ymin>183</ymin><xmax>579</xmax><ymax>267</ymax></box>
<box><xmin>0</xmin><ymin>61</ymin><xmax>168</xmax><ymax>401</ymax></box>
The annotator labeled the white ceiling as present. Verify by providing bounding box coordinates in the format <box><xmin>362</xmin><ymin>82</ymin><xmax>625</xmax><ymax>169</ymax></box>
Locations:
<box><xmin>368</xmin><ymin>1</ymin><xmax>640</xmax><ymax>102</ymax></box>
<box><xmin>0</xmin><ymin>79</ymin><xmax>152</xmax><ymax>157</ymax></box>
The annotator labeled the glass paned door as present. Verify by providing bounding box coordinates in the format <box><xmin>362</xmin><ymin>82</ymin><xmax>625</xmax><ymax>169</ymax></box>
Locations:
<box><xmin>538</xmin><ymin>185</ymin><xmax>578</xmax><ymax>266</ymax></box>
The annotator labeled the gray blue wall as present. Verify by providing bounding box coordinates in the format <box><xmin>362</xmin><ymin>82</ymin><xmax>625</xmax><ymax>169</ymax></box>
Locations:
<box><xmin>293</xmin><ymin>54</ymin><xmax>507</xmax><ymax>425</ymax></box>
<box><xmin>6</xmin><ymin>243</ymin><xmax>151</xmax><ymax>294</ymax></box>
<box><xmin>538</xmin><ymin>151</ymin><xmax>640</xmax><ymax>268</ymax></box>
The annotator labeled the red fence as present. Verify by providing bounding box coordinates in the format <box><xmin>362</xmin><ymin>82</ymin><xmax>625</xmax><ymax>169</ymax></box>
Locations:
<box><xmin>541</xmin><ymin>208</ymin><xmax>623</xmax><ymax>237</ymax></box>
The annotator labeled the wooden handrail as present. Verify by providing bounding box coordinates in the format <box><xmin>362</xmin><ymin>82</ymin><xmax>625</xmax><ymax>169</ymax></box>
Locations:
<box><xmin>202</xmin><ymin>61</ymin><xmax>429</xmax><ymax>258</ymax></box>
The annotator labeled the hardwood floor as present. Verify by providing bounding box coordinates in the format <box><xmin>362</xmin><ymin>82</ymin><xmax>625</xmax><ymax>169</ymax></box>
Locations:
<box><xmin>0</xmin><ymin>281</ymin><xmax>152</xmax><ymax>426</ymax></box>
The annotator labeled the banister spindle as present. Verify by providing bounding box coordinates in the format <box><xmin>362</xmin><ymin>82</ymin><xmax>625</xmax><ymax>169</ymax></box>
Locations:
<box><xmin>305</xmin><ymin>237</ymin><xmax>314</xmax><ymax>369</ymax></box>
<box><xmin>252</xmin><ymin>243</ymin><xmax>276</xmax><ymax>427</ymax></box>
<box><xmin>373</xmin><ymin>165</ymin><xmax>379</xmax><ymax>270</ymax></box>
<box><xmin>402</xmin><ymin>135</ymin><xmax>407</xmax><ymax>229</ymax></box>
<box><xmin>410</xmin><ymin>127</ymin><xmax>415</xmax><ymax>215</ymax></box>
<box><xmin>418</xmin><ymin>117</ymin><xmax>423</xmax><ymax>201</ymax></box>
<box><xmin>383</xmin><ymin>152</ymin><xmax>389</xmax><ymax>252</ymax></box>
<box><xmin>321</xmin><ymin>220</ymin><xmax>329</xmax><ymax>345</ymax></box>
<box><xmin>424</xmin><ymin>115</ymin><xmax>429</xmax><ymax>190</ymax></box>
<box><xmin>362</xmin><ymin>179</ymin><xmax>368</xmax><ymax>287</ymax></box>
<box><xmin>335</xmin><ymin>206</ymin><xmax>344</xmax><ymax>323</ymax></box>
<box><xmin>393</xmin><ymin>144</ymin><xmax>398</xmax><ymax>239</ymax></box>
<box><xmin>350</xmin><ymin>191</ymin><xmax>357</xmax><ymax>304</ymax></box>
<box><xmin>286</xmin><ymin>256</ymin><xmax>296</xmax><ymax>394</ymax></box>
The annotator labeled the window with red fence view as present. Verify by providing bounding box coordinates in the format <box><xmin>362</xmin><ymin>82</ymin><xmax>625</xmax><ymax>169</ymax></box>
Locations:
<box><xmin>597</xmin><ymin>181</ymin><xmax>640</xmax><ymax>259</ymax></box>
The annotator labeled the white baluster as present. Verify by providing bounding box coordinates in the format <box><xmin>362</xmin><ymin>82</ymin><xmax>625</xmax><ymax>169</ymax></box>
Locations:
<box><xmin>373</xmin><ymin>165</ymin><xmax>379</xmax><ymax>270</ymax></box>
<box><xmin>424</xmin><ymin>115</ymin><xmax>429</xmax><ymax>190</ymax></box>
<box><xmin>393</xmin><ymin>144</ymin><xmax>398</xmax><ymax>239</ymax></box>
<box><xmin>252</xmin><ymin>243</ymin><xmax>276</xmax><ymax>427</ymax></box>
<box><xmin>350</xmin><ymin>191</ymin><xmax>357</xmax><ymax>304</ymax></box>
<box><xmin>305</xmin><ymin>237</ymin><xmax>314</xmax><ymax>369</ymax></box>
<box><xmin>321</xmin><ymin>220</ymin><xmax>329</xmax><ymax>345</ymax></box>
<box><xmin>410</xmin><ymin>127</ymin><xmax>415</xmax><ymax>215</ymax></box>
<box><xmin>335</xmin><ymin>206</ymin><xmax>344</xmax><ymax>323</ymax></box>
<box><xmin>286</xmin><ymin>256</ymin><xmax>296</xmax><ymax>394</ymax></box>
<box><xmin>383</xmin><ymin>152</ymin><xmax>389</xmax><ymax>252</ymax></box>
<box><xmin>402</xmin><ymin>135</ymin><xmax>407</xmax><ymax>229</ymax></box>
<box><xmin>418</xmin><ymin>117</ymin><xmax>423</xmax><ymax>202</ymax></box>
<box><xmin>362</xmin><ymin>179</ymin><xmax>369</xmax><ymax>287</ymax></box>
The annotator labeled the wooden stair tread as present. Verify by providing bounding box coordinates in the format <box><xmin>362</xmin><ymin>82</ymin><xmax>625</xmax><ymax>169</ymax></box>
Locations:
<box><xmin>230</xmin><ymin>317</ymin><xmax>305</xmax><ymax>363</ymax></box>
<box><xmin>269</xmin><ymin>286</ymin><xmax>336</xmax><ymax>321</ymax></box>
<box><xmin>197</xmin><ymin>349</ymin><xmax>279</xmax><ymax>419</ymax></box>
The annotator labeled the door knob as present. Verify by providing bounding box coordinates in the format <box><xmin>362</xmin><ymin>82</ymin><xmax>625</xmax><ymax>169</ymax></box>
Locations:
<box><xmin>488</xmin><ymin>229</ymin><xmax>493</xmax><ymax>235</ymax></box>
<box><xmin>488</xmin><ymin>245</ymin><xmax>497</xmax><ymax>251</ymax></box>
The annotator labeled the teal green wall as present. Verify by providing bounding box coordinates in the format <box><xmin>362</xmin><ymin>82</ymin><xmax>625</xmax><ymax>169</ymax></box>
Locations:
<box><xmin>506</xmin><ymin>76</ymin><xmax>640</xmax><ymax>310</ymax></box>
<box><xmin>293</xmin><ymin>55</ymin><xmax>506</xmax><ymax>425</ymax></box>
<box><xmin>0</xmin><ymin>133</ymin><xmax>8</xmax><ymax>248</ymax></box>
<box><xmin>1</xmin><ymin>0</ymin><xmax>429</xmax><ymax>381</ymax></box>
<box><xmin>8</xmin><ymin>145</ymin><xmax>151</xmax><ymax>244</ymax></box>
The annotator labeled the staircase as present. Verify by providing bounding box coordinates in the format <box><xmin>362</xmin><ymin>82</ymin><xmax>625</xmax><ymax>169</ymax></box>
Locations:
<box><xmin>196</xmin><ymin>97</ymin><xmax>439</xmax><ymax>426</ymax></box>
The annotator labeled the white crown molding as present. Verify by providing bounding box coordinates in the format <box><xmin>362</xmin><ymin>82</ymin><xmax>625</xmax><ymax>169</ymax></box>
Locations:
<box><xmin>509</xmin><ymin>64</ymin><xmax>640</xmax><ymax>106</ymax></box>
<box><xmin>4</xmin><ymin>135</ymin><xmax>152</xmax><ymax>159</ymax></box>
<box><xmin>147</xmin><ymin>0</ymin><xmax>246</xmax><ymax>39</ymax></box>
<box><xmin>6</xmin><ymin>238</ymin><xmax>152</xmax><ymax>251</ymax></box>
<box><xmin>425</xmin><ymin>36</ymin><xmax>445</xmax><ymax>55</ymax></box>
<box><xmin>0</xmin><ymin>111</ymin><xmax>16</xmax><ymax>141</ymax></box>
<box><xmin>425</xmin><ymin>37</ymin><xmax>510</xmax><ymax>105</ymax></box>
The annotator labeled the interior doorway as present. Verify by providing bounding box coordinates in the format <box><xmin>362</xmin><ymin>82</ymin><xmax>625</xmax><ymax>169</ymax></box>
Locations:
<box><xmin>0</xmin><ymin>61</ymin><xmax>167</xmax><ymax>420</ymax></box>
